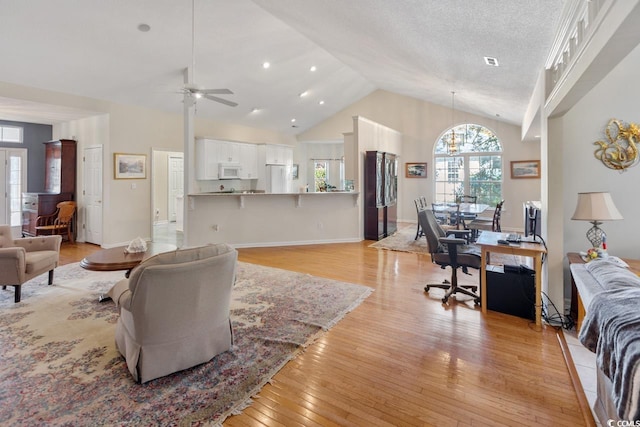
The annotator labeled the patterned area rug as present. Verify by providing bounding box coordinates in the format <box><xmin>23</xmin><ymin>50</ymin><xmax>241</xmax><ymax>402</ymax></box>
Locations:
<box><xmin>0</xmin><ymin>262</ymin><xmax>372</xmax><ymax>426</ymax></box>
<box><xmin>369</xmin><ymin>224</ymin><xmax>431</xmax><ymax>254</ymax></box>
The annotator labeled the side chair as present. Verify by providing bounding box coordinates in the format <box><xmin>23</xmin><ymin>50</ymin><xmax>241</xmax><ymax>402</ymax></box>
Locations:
<box><xmin>455</xmin><ymin>194</ymin><xmax>478</xmax><ymax>228</ymax></box>
<box><xmin>468</xmin><ymin>200</ymin><xmax>504</xmax><ymax>241</ymax></box>
<box><xmin>414</xmin><ymin>197</ymin><xmax>428</xmax><ymax>240</ymax></box>
<box><xmin>418</xmin><ymin>209</ymin><xmax>481</xmax><ymax>305</ymax></box>
<box><xmin>35</xmin><ymin>201</ymin><xmax>77</xmax><ymax>243</ymax></box>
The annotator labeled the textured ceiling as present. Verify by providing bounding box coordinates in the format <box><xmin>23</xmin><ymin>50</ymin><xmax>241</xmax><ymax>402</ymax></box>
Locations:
<box><xmin>0</xmin><ymin>0</ymin><xmax>563</xmax><ymax>134</ymax></box>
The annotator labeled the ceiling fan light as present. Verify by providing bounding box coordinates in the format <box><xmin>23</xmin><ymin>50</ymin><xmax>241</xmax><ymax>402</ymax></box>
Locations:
<box><xmin>194</xmin><ymin>92</ymin><xmax>203</xmax><ymax>99</ymax></box>
<box><xmin>262</xmin><ymin>62</ymin><xmax>270</xmax><ymax>69</ymax></box>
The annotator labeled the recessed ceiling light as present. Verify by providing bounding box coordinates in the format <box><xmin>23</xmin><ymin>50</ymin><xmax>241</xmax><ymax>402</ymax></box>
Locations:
<box><xmin>251</xmin><ymin>107</ymin><xmax>260</xmax><ymax>113</ymax></box>
<box><xmin>318</xmin><ymin>100</ymin><xmax>325</xmax><ymax>105</ymax></box>
<box><xmin>137</xmin><ymin>23</ymin><xmax>151</xmax><ymax>32</ymax></box>
<box><xmin>194</xmin><ymin>92</ymin><xmax>202</xmax><ymax>99</ymax></box>
<box><xmin>484</xmin><ymin>56</ymin><xmax>499</xmax><ymax>66</ymax></box>
<box><xmin>310</xmin><ymin>66</ymin><xmax>317</xmax><ymax>72</ymax></box>
<box><xmin>262</xmin><ymin>62</ymin><xmax>270</xmax><ymax>69</ymax></box>
<box><xmin>291</xmin><ymin>118</ymin><xmax>296</xmax><ymax>123</ymax></box>
<box><xmin>299</xmin><ymin>91</ymin><xmax>308</xmax><ymax>98</ymax></box>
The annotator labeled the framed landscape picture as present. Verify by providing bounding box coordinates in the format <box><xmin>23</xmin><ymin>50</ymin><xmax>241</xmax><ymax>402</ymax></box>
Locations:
<box><xmin>114</xmin><ymin>153</ymin><xmax>146</xmax><ymax>179</ymax></box>
<box><xmin>405</xmin><ymin>162</ymin><xmax>427</xmax><ymax>178</ymax></box>
<box><xmin>510</xmin><ymin>160</ymin><xmax>540</xmax><ymax>179</ymax></box>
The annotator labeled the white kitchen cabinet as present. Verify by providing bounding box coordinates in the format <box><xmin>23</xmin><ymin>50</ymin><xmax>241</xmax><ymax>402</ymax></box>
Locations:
<box><xmin>196</xmin><ymin>139</ymin><xmax>260</xmax><ymax>180</ymax></box>
<box><xmin>195</xmin><ymin>138</ymin><xmax>219</xmax><ymax>179</ymax></box>
<box><xmin>217</xmin><ymin>141</ymin><xmax>241</xmax><ymax>163</ymax></box>
<box><xmin>265</xmin><ymin>144</ymin><xmax>293</xmax><ymax>165</ymax></box>
<box><xmin>239</xmin><ymin>143</ymin><xmax>258</xmax><ymax>179</ymax></box>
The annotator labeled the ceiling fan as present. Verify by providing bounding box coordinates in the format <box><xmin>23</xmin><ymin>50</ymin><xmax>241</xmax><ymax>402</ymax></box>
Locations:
<box><xmin>181</xmin><ymin>0</ymin><xmax>237</xmax><ymax>107</ymax></box>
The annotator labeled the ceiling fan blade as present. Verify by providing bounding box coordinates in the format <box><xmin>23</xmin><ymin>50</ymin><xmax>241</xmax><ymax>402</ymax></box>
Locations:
<box><xmin>203</xmin><ymin>94</ymin><xmax>238</xmax><ymax>107</ymax></box>
<box><xmin>198</xmin><ymin>88</ymin><xmax>233</xmax><ymax>95</ymax></box>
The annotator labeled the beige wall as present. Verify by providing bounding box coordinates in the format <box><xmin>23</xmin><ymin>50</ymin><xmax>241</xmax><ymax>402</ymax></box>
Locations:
<box><xmin>1</xmin><ymin>80</ymin><xmax>299</xmax><ymax>246</ymax></box>
<box><xmin>299</xmin><ymin>90</ymin><xmax>541</xmax><ymax>229</ymax></box>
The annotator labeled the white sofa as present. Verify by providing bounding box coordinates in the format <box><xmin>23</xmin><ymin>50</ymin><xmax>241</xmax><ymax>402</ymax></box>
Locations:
<box><xmin>572</xmin><ymin>258</ymin><xmax>640</xmax><ymax>423</ymax></box>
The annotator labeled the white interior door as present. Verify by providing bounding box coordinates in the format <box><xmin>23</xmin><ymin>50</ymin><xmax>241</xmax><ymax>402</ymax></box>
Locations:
<box><xmin>167</xmin><ymin>154</ymin><xmax>184</xmax><ymax>222</ymax></box>
<box><xmin>0</xmin><ymin>148</ymin><xmax>26</xmax><ymax>235</ymax></box>
<box><xmin>83</xmin><ymin>146</ymin><xmax>103</xmax><ymax>245</ymax></box>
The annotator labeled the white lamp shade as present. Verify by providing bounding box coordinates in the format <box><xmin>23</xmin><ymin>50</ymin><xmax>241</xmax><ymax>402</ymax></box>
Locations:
<box><xmin>571</xmin><ymin>192</ymin><xmax>623</xmax><ymax>221</ymax></box>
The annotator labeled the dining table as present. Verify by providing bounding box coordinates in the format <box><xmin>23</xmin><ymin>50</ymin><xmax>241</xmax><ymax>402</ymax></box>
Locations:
<box><xmin>432</xmin><ymin>202</ymin><xmax>490</xmax><ymax>227</ymax></box>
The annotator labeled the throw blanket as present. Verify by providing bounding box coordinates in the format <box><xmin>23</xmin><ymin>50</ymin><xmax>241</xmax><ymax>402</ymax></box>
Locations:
<box><xmin>579</xmin><ymin>261</ymin><xmax>640</xmax><ymax>420</ymax></box>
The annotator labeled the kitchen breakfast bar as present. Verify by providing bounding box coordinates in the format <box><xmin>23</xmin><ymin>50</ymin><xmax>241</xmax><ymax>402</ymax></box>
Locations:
<box><xmin>185</xmin><ymin>191</ymin><xmax>361</xmax><ymax>248</ymax></box>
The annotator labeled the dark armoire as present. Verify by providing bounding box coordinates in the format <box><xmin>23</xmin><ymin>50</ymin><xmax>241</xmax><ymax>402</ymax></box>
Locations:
<box><xmin>364</xmin><ymin>151</ymin><xmax>397</xmax><ymax>240</ymax></box>
<box><xmin>22</xmin><ymin>139</ymin><xmax>77</xmax><ymax>237</ymax></box>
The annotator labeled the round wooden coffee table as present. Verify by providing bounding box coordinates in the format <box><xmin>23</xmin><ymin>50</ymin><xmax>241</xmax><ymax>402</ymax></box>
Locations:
<box><xmin>80</xmin><ymin>242</ymin><xmax>177</xmax><ymax>273</ymax></box>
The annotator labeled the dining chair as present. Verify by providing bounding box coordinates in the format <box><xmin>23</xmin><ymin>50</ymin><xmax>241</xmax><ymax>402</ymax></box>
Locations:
<box><xmin>431</xmin><ymin>202</ymin><xmax>448</xmax><ymax>225</ymax></box>
<box><xmin>414</xmin><ymin>197</ymin><xmax>428</xmax><ymax>240</ymax></box>
<box><xmin>456</xmin><ymin>195</ymin><xmax>478</xmax><ymax>228</ymax></box>
<box><xmin>468</xmin><ymin>200</ymin><xmax>504</xmax><ymax>240</ymax></box>
<box><xmin>418</xmin><ymin>209</ymin><xmax>481</xmax><ymax>304</ymax></box>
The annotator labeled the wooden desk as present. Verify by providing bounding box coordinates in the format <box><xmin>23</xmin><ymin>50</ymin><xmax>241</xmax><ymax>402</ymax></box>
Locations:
<box><xmin>80</xmin><ymin>242</ymin><xmax>177</xmax><ymax>272</ymax></box>
<box><xmin>477</xmin><ymin>232</ymin><xmax>547</xmax><ymax>328</ymax></box>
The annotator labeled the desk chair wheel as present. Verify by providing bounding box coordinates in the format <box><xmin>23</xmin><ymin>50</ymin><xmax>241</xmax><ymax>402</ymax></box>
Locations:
<box><xmin>424</xmin><ymin>279</ymin><xmax>450</xmax><ymax>293</ymax></box>
<box><xmin>474</xmin><ymin>298</ymin><xmax>481</xmax><ymax>305</ymax></box>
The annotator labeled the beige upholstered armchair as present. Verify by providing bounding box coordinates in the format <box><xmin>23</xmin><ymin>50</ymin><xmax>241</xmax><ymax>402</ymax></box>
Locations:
<box><xmin>108</xmin><ymin>243</ymin><xmax>238</xmax><ymax>383</ymax></box>
<box><xmin>0</xmin><ymin>224</ymin><xmax>62</xmax><ymax>303</ymax></box>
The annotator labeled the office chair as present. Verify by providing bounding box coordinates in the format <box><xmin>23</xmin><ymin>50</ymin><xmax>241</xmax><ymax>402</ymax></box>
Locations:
<box><xmin>418</xmin><ymin>209</ymin><xmax>481</xmax><ymax>304</ymax></box>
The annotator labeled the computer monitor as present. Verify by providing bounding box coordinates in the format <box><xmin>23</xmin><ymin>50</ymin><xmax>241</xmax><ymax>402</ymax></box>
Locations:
<box><xmin>524</xmin><ymin>202</ymin><xmax>541</xmax><ymax>239</ymax></box>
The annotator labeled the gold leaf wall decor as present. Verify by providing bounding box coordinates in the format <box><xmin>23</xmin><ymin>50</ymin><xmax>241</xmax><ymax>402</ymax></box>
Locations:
<box><xmin>594</xmin><ymin>119</ymin><xmax>640</xmax><ymax>171</ymax></box>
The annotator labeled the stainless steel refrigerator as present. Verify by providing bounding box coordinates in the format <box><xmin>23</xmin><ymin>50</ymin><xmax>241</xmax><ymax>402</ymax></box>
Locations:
<box><xmin>265</xmin><ymin>165</ymin><xmax>291</xmax><ymax>193</ymax></box>
<box><xmin>364</xmin><ymin>151</ymin><xmax>397</xmax><ymax>240</ymax></box>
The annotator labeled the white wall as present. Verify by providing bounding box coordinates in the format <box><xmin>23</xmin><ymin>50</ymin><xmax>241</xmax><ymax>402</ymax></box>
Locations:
<box><xmin>561</xmin><ymin>42</ymin><xmax>640</xmax><ymax>259</ymax></box>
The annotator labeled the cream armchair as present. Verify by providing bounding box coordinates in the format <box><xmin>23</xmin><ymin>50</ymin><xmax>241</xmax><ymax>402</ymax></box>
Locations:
<box><xmin>0</xmin><ymin>224</ymin><xmax>62</xmax><ymax>303</ymax></box>
<box><xmin>108</xmin><ymin>243</ymin><xmax>238</xmax><ymax>383</ymax></box>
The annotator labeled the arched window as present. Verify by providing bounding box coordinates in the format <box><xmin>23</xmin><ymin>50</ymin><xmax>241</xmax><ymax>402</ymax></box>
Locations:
<box><xmin>434</xmin><ymin>123</ymin><xmax>502</xmax><ymax>205</ymax></box>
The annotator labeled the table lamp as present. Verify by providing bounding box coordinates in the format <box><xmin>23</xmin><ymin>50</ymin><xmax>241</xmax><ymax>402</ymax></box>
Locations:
<box><xmin>571</xmin><ymin>192</ymin><xmax>623</xmax><ymax>248</ymax></box>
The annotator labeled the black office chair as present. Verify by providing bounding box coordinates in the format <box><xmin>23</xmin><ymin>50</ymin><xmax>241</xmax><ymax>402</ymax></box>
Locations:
<box><xmin>418</xmin><ymin>209</ymin><xmax>481</xmax><ymax>304</ymax></box>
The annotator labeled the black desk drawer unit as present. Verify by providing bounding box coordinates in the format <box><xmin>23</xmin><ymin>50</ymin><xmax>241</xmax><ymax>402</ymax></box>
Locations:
<box><xmin>486</xmin><ymin>265</ymin><xmax>535</xmax><ymax>320</ymax></box>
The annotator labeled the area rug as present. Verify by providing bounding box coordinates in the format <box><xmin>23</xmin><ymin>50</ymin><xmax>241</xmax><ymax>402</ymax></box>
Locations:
<box><xmin>369</xmin><ymin>224</ymin><xmax>430</xmax><ymax>254</ymax></box>
<box><xmin>0</xmin><ymin>261</ymin><xmax>373</xmax><ymax>426</ymax></box>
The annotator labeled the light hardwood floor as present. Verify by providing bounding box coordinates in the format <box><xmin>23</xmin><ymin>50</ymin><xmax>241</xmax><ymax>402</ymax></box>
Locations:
<box><xmin>60</xmin><ymin>241</ymin><xmax>592</xmax><ymax>426</ymax></box>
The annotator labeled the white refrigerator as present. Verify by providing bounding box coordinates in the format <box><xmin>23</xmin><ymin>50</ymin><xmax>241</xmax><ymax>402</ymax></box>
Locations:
<box><xmin>265</xmin><ymin>165</ymin><xmax>291</xmax><ymax>193</ymax></box>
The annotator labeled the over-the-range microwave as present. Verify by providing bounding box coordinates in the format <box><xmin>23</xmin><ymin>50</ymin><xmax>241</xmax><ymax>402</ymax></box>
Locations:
<box><xmin>219</xmin><ymin>163</ymin><xmax>242</xmax><ymax>179</ymax></box>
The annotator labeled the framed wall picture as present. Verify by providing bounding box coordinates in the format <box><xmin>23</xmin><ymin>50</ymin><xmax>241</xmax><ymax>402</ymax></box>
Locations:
<box><xmin>292</xmin><ymin>164</ymin><xmax>299</xmax><ymax>180</ymax></box>
<box><xmin>114</xmin><ymin>153</ymin><xmax>146</xmax><ymax>179</ymax></box>
<box><xmin>405</xmin><ymin>162</ymin><xmax>427</xmax><ymax>178</ymax></box>
<box><xmin>510</xmin><ymin>160</ymin><xmax>540</xmax><ymax>179</ymax></box>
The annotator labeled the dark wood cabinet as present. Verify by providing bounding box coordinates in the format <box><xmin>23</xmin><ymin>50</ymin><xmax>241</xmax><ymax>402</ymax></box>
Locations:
<box><xmin>21</xmin><ymin>139</ymin><xmax>76</xmax><ymax>237</ymax></box>
<box><xmin>44</xmin><ymin>139</ymin><xmax>76</xmax><ymax>194</ymax></box>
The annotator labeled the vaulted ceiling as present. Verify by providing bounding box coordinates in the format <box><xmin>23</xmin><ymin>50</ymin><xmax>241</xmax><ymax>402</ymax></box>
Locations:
<box><xmin>0</xmin><ymin>0</ymin><xmax>563</xmax><ymax>134</ymax></box>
